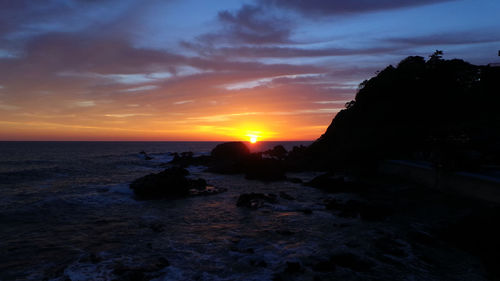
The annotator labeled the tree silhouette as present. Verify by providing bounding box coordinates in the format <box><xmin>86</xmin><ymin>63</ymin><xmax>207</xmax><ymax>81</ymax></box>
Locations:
<box><xmin>305</xmin><ymin>52</ymin><xmax>500</xmax><ymax>170</ymax></box>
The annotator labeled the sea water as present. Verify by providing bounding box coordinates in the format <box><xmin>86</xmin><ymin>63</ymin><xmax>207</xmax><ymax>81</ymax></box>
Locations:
<box><xmin>0</xmin><ymin>141</ymin><xmax>316</xmax><ymax>280</ymax></box>
<box><xmin>0</xmin><ymin>141</ymin><xmax>488</xmax><ymax>281</ymax></box>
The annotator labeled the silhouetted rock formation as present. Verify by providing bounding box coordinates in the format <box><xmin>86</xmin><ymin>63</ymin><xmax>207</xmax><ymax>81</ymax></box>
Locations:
<box><xmin>129</xmin><ymin>167</ymin><xmax>224</xmax><ymax>200</ymax></box>
<box><xmin>209</xmin><ymin>141</ymin><xmax>250</xmax><ymax>173</ymax></box>
<box><xmin>242</xmin><ymin>153</ymin><xmax>286</xmax><ymax>181</ymax></box>
<box><xmin>306</xmin><ymin>52</ymin><xmax>500</xmax><ymax>170</ymax></box>
<box><xmin>305</xmin><ymin>173</ymin><xmax>369</xmax><ymax>194</ymax></box>
<box><xmin>263</xmin><ymin>145</ymin><xmax>287</xmax><ymax>160</ymax></box>
<box><xmin>198</xmin><ymin>142</ymin><xmax>288</xmax><ymax>181</ymax></box>
<box><xmin>236</xmin><ymin>193</ymin><xmax>278</xmax><ymax>208</ymax></box>
<box><xmin>169</xmin><ymin>151</ymin><xmax>211</xmax><ymax>167</ymax></box>
<box><xmin>211</xmin><ymin>141</ymin><xmax>250</xmax><ymax>161</ymax></box>
<box><xmin>324</xmin><ymin>198</ymin><xmax>393</xmax><ymax>221</ymax></box>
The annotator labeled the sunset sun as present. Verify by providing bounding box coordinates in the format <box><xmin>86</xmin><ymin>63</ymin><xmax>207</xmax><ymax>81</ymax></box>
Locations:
<box><xmin>249</xmin><ymin>136</ymin><xmax>257</xmax><ymax>143</ymax></box>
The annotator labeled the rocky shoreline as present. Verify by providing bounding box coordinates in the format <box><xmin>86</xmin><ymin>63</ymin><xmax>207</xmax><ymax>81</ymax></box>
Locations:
<box><xmin>126</xmin><ymin>141</ymin><xmax>500</xmax><ymax>281</ymax></box>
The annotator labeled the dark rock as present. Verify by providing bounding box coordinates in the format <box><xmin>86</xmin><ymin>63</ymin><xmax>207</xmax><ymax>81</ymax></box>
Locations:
<box><xmin>130</xmin><ymin>167</ymin><xmax>221</xmax><ymax>200</ymax></box>
<box><xmin>306</xmin><ymin>174</ymin><xmax>369</xmax><ymax>193</ymax></box>
<box><xmin>373</xmin><ymin>237</ymin><xmax>408</xmax><ymax>258</ymax></box>
<box><xmin>229</xmin><ymin>246</ymin><xmax>254</xmax><ymax>254</ymax></box>
<box><xmin>408</xmin><ymin>229</ymin><xmax>435</xmax><ymax>245</ymax></box>
<box><xmin>149</xmin><ymin>222</ymin><xmax>165</xmax><ymax>233</ymax></box>
<box><xmin>169</xmin><ymin>152</ymin><xmax>211</xmax><ymax>167</ymax></box>
<box><xmin>112</xmin><ymin>257</ymin><xmax>170</xmax><ymax>281</ymax></box>
<box><xmin>325</xmin><ymin>199</ymin><xmax>362</xmax><ymax>218</ymax></box>
<box><xmin>243</xmin><ymin>156</ymin><xmax>286</xmax><ymax>181</ymax></box>
<box><xmin>279</xmin><ymin>191</ymin><xmax>295</xmax><ymax>201</ymax></box>
<box><xmin>284</xmin><ymin>261</ymin><xmax>303</xmax><ymax>274</ymax></box>
<box><xmin>287</xmin><ymin>177</ymin><xmax>303</xmax><ymax>184</ymax></box>
<box><xmin>438</xmin><ymin>207</ymin><xmax>500</xmax><ymax>280</ymax></box>
<box><xmin>324</xmin><ymin>199</ymin><xmax>392</xmax><ymax>221</ymax></box>
<box><xmin>188</xmin><ymin>178</ymin><xmax>207</xmax><ymax>190</ymax></box>
<box><xmin>359</xmin><ymin>204</ymin><xmax>393</xmax><ymax>221</ymax></box>
<box><xmin>250</xmin><ymin>260</ymin><xmax>268</xmax><ymax>267</ymax></box>
<box><xmin>208</xmin><ymin>142</ymin><xmax>287</xmax><ymax>181</ymax></box>
<box><xmin>139</xmin><ymin>151</ymin><xmax>154</xmax><ymax>160</ymax></box>
<box><xmin>188</xmin><ymin>186</ymin><xmax>228</xmax><ymax>196</ymax></box>
<box><xmin>263</xmin><ymin>145</ymin><xmax>288</xmax><ymax>160</ymax></box>
<box><xmin>129</xmin><ymin>167</ymin><xmax>190</xmax><ymax>200</ymax></box>
<box><xmin>236</xmin><ymin>193</ymin><xmax>278</xmax><ymax>209</ymax></box>
<box><xmin>329</xmin><ymin>252</ymin><xmax>373</xmax><ymax>272</ymax></box>
<box><xmin>211</xmin><ymin>142</ymin><xmax>250</xmax><ymax>162</ymax></box>
<box><xmin>301</xmin><ymin>209</ymin><xmax>313</xmax><ymax>215</ymax></box>
<box><xmin>312</xmin><ymin>260</ymin><xmax>336</xmax><ymax>272</ymax></box>
<box><xmin>276</xmin><ymin>229</ymin><xmax>294</xmax><ymax>236</ymax></box>
<box><xmin>208</xmin><ymin>142</ymin><xmax>250</xmax><ymax>174</ymax></box>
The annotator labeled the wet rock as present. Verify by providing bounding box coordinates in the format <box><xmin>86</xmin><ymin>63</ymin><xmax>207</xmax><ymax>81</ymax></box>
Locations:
<box><xmin>373</xmin><ymin>237</ymin><xmax>408</xmax><ymax>258</ymax></box>
<box><xmin>438</xmin><ymin>207</ymin><xmax>500</xmax><ymax>280</ymax></box>
<box><xmin>139</xmin><ymin>151</ymin><xmax>153</xmax><ymax>160</ymax></box>
<box><xmin>112</xmin><ymin>257</ymin><xmax>169</xmax><ymax>281</ymax></box>
<box><xmin>236</xmin><ymin>193</ymin><xmax>278</xmax><ymax>209</ymax></box>
<box><xmin>79</xmin><ymin>252</ymin><xmax>101</xmax><ymax>264</ymax></box>
<box><xmin>188</xmin><ymin>178</ymin><xmax>207</xmax><ymax>190</ymax></box>
<box><xmin>130</xmin><ymin>167</ymin><xmax>190</xmax><ymax>199</ymax></box>
<box><xmin>243</xmin><ymin>157</ymin><xmax>286</xmax><ymax>181</ymax></box>
<box><xmin>301</xmin><ymin>209</ymin><xmax>313</xmax><ymax>215</ymax></box>
<box><xmin>279</xmin><ymin>191</ymin><xmax>295</xmax><ymax>201</ymax></box>
<box><xmin>250</xmin><ymin>260</ymin><xmax>268</xmax><ymax>267</ymax></box>
<box><xmin>359</xmin><ymin>204</ymin><xmax>393</xmax><ymax>221</ymax></box>
<box><xmin>329</xmin><ymin>252</ymin><xmax>373</xmax><ymax>272</ymax></box>
<box><xmin>325</xmin><ymin>199</ymin><xmax>392</xmax><ymax>221</ymax></box>
<box><xmin>287</xmin><ymin>177</ymin><xmax>303</xmax><ymax>184</ymax></box>
<box><xmin>229</xmin><ymin>246</ymin><xmax>254</xmax><ymax>254</ymax></box>
<box><xmin>276</xmin><ymin>229</ymin><xmax>294</xmax><ymax>236</ymax></box>
<box><xmin>306</xmin><ymin>174</ymin><xmax>368</xmax><ymax>194</ymax></box>
<box><xmin>130</xmin><ymin>167</ymin><xmax>218</xmax><ymax>200</ymax></box>
<box><xmin>312</xmin><ymin>260</ymin><xmax>336</xmax><ymax>272</ymax></box>
<box><xmin>284</xmin><ymin>261</ymin><xmax>303</xmax><ymax>274</ymax></box>
<box><xmin>149</xmin><ymin>222</ymin><xmax>165</xmax><ymax>233</ymax></box>
<box><xmin>169</xmin><ymin>152</ymin><xmax>211</xmax><ymax>167</ymax></box>
<box><xmin>408</xmin><ymin>229</ymin><xmax>435</xmax><ymax>245</ymax></box>
<box><xmin>189</xmin><ymin>186</ymin><xmax>228</xmax><ymax>196</ymax></box>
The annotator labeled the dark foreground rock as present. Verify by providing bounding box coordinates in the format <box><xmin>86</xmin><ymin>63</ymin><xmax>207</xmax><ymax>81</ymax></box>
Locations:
<box><xmin>438</xmin><ymin>206</ymin><xmax>500</xmax><ymax>280</ymax></box>
<box><xmin>236</xmin><ymin>193</ymin><xmax>278</xmax><ymax>209</ymax></box>
<box><xmin>305</xmin><ymin>174</ymin><xmax>369</xmax><ymax>194</ymax></box>
<box><xmin>130</xmin><ymin>167</ymin><xmax>225</xmax><ymax>200</ymax></box>
<box><xmin>112</xmin><ymin>256</ymin><xmax>169</xmax><ymax>281</ymax></box>
<box><xmin>324</xmin><ymin>198</ymin><xmax>393</xmax><ymax>221</ymax></box>
<box><xmin>242</xmin><ymin>155</ymin><xmax>286</xmax><ymax>181</ymax></box>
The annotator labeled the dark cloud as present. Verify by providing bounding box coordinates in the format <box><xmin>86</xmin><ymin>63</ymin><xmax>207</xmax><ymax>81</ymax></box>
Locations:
<box><xmin>199</xmin><ymin>4</ymin><xmax>292</xmax><ymax>44</ymax></box>
<box><xmin>385</xmin><ymin>31</ymin><xmax>500</xmax><ymax>46</ymax></box>
<box><xmin>261</xmin><ymin>0</ymin><xmax>456</xmax><ymax>16</ymax></box>
<box><xmin>197</xmin><ymin>45</ymin><xmax>404</xmax><ymax>58</ymax></box>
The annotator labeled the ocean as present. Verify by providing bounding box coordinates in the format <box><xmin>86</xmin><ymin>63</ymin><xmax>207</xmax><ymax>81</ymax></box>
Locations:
<box><xmin>0</xmin><ymin>141</ymin><xmax>317</xmax><ymax>280</ymax></box>
<box><xmin>0</xmin><ymin>141</ymin><xmax>488</xmax><ymax>281</ymax></box>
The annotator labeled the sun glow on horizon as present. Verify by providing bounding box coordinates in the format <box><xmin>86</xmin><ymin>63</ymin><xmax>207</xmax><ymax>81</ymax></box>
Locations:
<box><xmin>249</xmin><ymin>136</ymin><xmax>257</xmax><ymax>143</ymax></box>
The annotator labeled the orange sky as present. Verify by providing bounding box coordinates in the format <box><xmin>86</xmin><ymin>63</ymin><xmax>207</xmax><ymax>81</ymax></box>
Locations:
<box><xmin>0</xmin><ymin>80</ymin><xmax>348</xmax><ymax>141</ymax></box>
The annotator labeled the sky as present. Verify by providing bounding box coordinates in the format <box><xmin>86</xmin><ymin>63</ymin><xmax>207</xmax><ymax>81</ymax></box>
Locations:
<box><xmin>0</xmin><ymin>0</ymin><xmax>499</xmax><ymax>141</ymax></box>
